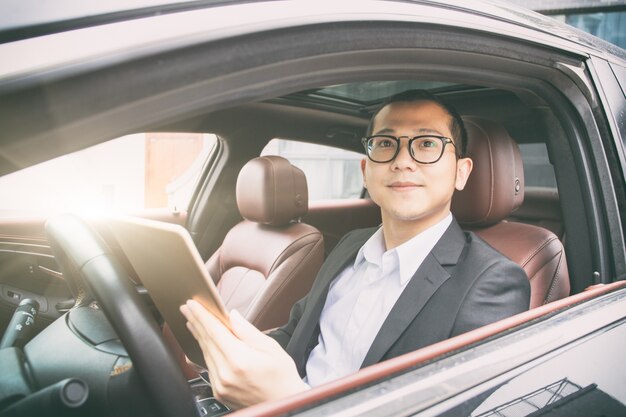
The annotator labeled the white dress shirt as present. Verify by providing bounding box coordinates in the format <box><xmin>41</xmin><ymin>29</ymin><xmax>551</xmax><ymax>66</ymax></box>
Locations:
<box><xmin>304</xmin><ymin>213</ymin><xmax>453</xmax><ymax>387</ymax></box>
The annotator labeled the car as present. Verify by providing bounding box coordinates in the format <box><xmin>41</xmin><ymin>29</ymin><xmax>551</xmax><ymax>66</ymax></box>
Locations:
<box><xmin>0</xmin><ymin>1</ymin><xmax>625</xmax><ymax>416</ymax></box>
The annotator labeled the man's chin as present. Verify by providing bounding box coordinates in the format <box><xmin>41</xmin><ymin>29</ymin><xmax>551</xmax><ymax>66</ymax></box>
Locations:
<box><xmin>385</xmin><ymin>207</ymin><xmax>449</xmax><ymax>224</ymax></box>
<box><xmin>386</xmin><ymin>210</ymin><xmax>428</xmax><ymax>222</ymax></box>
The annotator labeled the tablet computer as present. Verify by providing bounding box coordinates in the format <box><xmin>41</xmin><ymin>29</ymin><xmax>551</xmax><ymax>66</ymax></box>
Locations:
<box><xmin>106</xmin><ymin>216</ymin><xmax>230</xmax><ymax>366</ymax></box>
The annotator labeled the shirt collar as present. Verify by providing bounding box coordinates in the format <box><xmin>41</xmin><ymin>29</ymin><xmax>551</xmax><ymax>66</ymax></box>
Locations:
<box><xmin>354</xmin><ymin>227</ymin><xmax>386</xmax><ymax>269</ymax></box>
<box><xmin>353</xmin><ymin>213</ymin><xmax>453</xmax><ymax>285</ymax></box>
<box><xmin>395</xmin><ymin>213</ymin><xmax>452</xmax><ymax>284</ymax></box>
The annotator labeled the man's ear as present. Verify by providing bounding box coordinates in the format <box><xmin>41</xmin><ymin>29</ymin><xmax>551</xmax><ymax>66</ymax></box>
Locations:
<box><xmin>454</xmin><ymin>157</ymin><xmax>473</xmax><ymax>191</ymax></box>
<box><xmin>360</xmin><ymin>158</ymin><xmax>367</xmax><ymax>188</ymax></box>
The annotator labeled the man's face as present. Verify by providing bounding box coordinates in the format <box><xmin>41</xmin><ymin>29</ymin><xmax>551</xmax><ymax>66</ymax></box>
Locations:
<box><xmin>361</xmin><ymin>100</ymin><xmax>472</xmax><ymax>230</ymax></box>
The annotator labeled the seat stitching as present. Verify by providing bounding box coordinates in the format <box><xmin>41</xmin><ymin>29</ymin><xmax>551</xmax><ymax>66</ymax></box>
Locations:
<box><xmin>519</xmin><ymin>236</ymin><xmax>558</xmax><ymax>267</ymax></box>
<box><xmin>527</xmin><ymin>251</ymin><xmax>559</xmax><ymax>282</ymax></box>
<box><xmin>222</xmin><ymin>267</ymin><xmax>259</xmax><ymax>308</ymax></box>
<box><xmin>252</xmin><ymin>237</ymin><xmax>323</xmax><ymax>326</ymax></box>
<box><xmin>255</xmin><ymin>237</ymin><xmax>322</xmax><ymax>317</ymax></box>
<box><xmin>544</xmin><ymin>250</ymin><xmax>564</xmax><ymax>304</ymax></box>
<box><xmin>267</xmin><ymin>230</ymin><xmax>321</xmax><ymax>274</ymax></box>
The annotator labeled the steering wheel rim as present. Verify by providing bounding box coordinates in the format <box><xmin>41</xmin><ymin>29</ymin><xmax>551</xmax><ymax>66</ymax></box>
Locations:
<box><xmin>45</xmin><ymin>214</ymin><xmax>199</xmax><ymax>417</ymax></box>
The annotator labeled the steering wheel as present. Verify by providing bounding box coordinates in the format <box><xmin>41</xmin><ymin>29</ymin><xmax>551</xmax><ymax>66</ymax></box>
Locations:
<box><xmin>45</xmin><ymin>214</ymin><xmax>200</xmax><ymax>417</ymax></box>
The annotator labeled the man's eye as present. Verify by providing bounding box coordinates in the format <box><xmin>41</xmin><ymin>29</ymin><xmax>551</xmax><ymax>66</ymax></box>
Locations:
<box><xmin>417</xmin><ymin>138</ymin><xmax>439</xmax><ymax>149</ymax></box>
<box><xmin>373</xmin><ymin>138</ymin><xmax>395</xmax><ymax>148</ymax></box>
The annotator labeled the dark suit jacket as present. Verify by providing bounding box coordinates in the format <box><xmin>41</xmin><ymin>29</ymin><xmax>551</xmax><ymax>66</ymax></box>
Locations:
<box><xmin>269</xmin><ymin>219</ymin><xmax>530</xmax><ymax>377</ymax></box>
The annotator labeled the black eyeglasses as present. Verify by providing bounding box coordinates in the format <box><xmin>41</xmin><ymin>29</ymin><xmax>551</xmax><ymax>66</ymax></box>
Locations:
<box><xmin>362</xmin><ymin>135</ymin><xmax>457</xmax><ymax>164</ymax></box>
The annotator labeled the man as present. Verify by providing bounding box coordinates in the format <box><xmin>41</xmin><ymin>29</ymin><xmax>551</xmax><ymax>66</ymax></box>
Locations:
<box><xmin>181</xmin><ymin>89</ymin><xmax>530</xmax><ymax>409</ymax></box>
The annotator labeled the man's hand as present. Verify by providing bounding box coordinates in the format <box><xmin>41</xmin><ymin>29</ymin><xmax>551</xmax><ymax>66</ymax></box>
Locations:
<box><xmin>180</xmin><ymin>300</ymin><xmax>309</xmax><ymax>409</ymax></box>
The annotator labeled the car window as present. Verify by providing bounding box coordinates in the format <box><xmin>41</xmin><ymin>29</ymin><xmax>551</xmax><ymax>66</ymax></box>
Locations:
<box><xmin>0</xmin><ymin>132</ymin><xmax>217</xmax><ymax>217</ymax></box>
<box><xmin>261</xmin><ymin>139</ymin><xmax>364</xmax><ymax>200</ymax></box>
<box><xmin>518</xmin><ymin>143</ymin><xmax>557</xmax><ymax>188</ymax></box>
<box><xmin>261</xmin><ymin>140</ymin><xmax>557</xmax><ymax>195</ymax></box>
<box><xmin>552</xmin><ymin>10</ymin><xmax>626</xmax><ymax>50</ymax></box>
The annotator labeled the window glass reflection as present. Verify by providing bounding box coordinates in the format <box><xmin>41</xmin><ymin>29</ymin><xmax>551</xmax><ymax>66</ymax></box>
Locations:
<box><xmin>553</xmin><ymin>11</ymin><xmax>626</xmax><ymax>49</ymax></box>
<box><xmin>469</xmin><ymin>321</ymin><xmax>626</xmax><ymax>417</ymax></box>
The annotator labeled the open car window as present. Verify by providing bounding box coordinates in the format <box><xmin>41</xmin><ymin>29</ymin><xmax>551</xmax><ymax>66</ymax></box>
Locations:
<box><xmin>518</xmin><ymin>143</ymin><xmax>557</xmax><ymax>189</ymax></box>
<box><xmin>261</xmin><ymin>139</ymin><xmax>363</xmax><ymax>200</ymax></box>
<box><xmin>0</xmin><ymin>133</ymin><xmax>217</xmax><ymax>217</ymax></box>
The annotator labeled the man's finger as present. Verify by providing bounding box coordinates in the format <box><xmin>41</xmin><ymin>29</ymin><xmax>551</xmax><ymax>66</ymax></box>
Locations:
<box><xmin>181</xmin><ymin>306</ymin><xmax>230</xmax><ymax>376</ymax></box>
<box><xmin>181</xmin><ymin>304</ymin><xmax>213</xmax><ymax>347</ymax></box>
<box><xmin>182</xmin><ymin>301</ymin><xmax>231</xmax><ymax>341</ymax></box>
<box><xmin>229</xmin><ymin>309</ymin><xmax>276</xmax><ymax>350</ymax></box>
<box><xmin>182</xmin><ymin>300</ymin><xmax>242</xmax><ymax>359</ymax></box>
<box><xmin>186</xmin><ymin>322</ymin><xmax>212</xmax><ymax>360</ymax></box>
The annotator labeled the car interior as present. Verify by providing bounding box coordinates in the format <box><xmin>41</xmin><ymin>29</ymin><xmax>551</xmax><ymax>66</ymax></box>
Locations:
<box><xmin>174</xmin><ymin>82</ymin><xmax>577</xmax><ymax>300</ymax></box>
<box><xmin>158</xmin><ymin>85</ymin><xmax>573</xmax><ymax>380</ymax></box>
<box><xmin>0</xmin><ymin>77</ymin><xmax>615</xmax><ymax>416</ymax></box>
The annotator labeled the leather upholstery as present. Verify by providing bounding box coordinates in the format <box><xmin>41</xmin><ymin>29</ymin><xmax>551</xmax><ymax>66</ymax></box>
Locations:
<box><xmin>508</xmin><ymin>187</ymin><xmax>563</xmax><ymax>238</ymax></box>
<box><xmin>166</xmin><ymin>156</ymin><xmax>324</xmax><ymax>378</ymax></box>
<box><xmin>237</xmin><ymin>155</ymin><xmax>308</xmax><ymax>226</ymax></box>
<box><xmin>452</xmin><ymin>118</ymin><xmax>524</xmax><ymax>226</ymax></box>
<box><xmin>304</xmin><ymin>199</ymin><xmax>382</xmax><ymax>256</ymax></box>
<box><xmin>452</xmin><ymin>117</ymin><xmax>569</xmax><ymax>307</ymax></box>
<box><xmin>206</xmin><ymin>220</ymin><xmax>323</xmax><ymax>331</ymax></box>
<box><xmin>210</xmin><ymin>156</ymin><xmax>324</xmax><ymax>330</ymax></box>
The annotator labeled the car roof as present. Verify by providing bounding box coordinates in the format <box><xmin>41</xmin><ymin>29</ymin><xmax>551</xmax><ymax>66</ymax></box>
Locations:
<box><xmin>1</xmin><ymin>0</ymin><xmax>623</xmax><ymax>177</ymax></box>
<box><xmin>1</xmin><ymin>0</ymin><xmax>624</xmax><ymax>61</ymax></box>
<box><xmin>0</xmin><ymin>0</ymin><xmax>218</xmax><ymax>41</ymax></box>
<box><xmin>2</xmin><ymin>0</ymin><xmax>625</xmax><ymax>92</ymax></box>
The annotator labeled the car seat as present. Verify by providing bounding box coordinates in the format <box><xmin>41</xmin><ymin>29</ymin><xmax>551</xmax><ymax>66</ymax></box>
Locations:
<box><xmin>164</xmin><ymin>155</ymin><xmax>324</xmax><ymax>377</ymax></box>
<box><xmin>452</xmin><ymin>117</ymin><xmax>570</xmax><ymax>308</ymax></box>
<box><xmin>205</xmin><ymin>155</ymin><xmax>324</xmax><ymax>330</ymax></box>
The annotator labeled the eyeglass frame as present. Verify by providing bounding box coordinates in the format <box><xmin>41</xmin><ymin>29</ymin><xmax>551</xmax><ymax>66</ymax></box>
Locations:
<box><xmin>361</xmin><ymin>134</ymin><xmax>458</xmax><ymax>164</ymax></box>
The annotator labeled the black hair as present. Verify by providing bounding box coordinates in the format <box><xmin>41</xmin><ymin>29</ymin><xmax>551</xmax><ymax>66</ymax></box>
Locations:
<box><xmin>365</xmin><ymin>89</ymin><xmax>468</xmax><ymax>157</ymax></box>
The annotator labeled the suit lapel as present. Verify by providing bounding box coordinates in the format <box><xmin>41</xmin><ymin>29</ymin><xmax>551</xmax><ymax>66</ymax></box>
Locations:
<box><xmin>361</xmin><ymin>220</ymin><xmax>467</xmax><ymax>368</ymax></box>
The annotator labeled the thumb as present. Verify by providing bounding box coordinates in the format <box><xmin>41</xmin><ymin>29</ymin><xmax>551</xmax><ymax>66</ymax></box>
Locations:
<box><xmin>229</xmin><ymin>309</ymin><xmax>272</xmax><ymax>349</ymax></box>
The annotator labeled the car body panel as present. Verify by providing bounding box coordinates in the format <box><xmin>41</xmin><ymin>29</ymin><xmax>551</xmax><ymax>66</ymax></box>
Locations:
<box><xmin>3</xmin><ymin>0</ymin><xmax>626</xmax><ymax>92</ymax></box>
<box><xmin>228</xmin><ymin>282</ymin><xmax>626</xmax><ymax>417</ymax></box>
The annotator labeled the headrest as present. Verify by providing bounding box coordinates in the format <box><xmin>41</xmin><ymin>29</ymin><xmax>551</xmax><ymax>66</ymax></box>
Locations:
<box><xmin>451</xmin><ymin>117</ymin><xmax>524</xmax><ymax>227</ymax></box>
<box><xmin>236</xmin><ymin>156</ymin><xmax>308</xmax><ymax>226</ymax></box>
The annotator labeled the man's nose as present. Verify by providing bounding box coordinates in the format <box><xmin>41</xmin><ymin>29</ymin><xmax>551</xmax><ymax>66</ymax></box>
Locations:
<box><xmin>391</xmin><ymin>139</ymin><xmax>417</xmax><ymax>169</ymax></box>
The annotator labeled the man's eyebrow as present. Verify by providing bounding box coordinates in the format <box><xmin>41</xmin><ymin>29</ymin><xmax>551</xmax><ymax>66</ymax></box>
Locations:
<box><xmin>413</xmin><ymin>127</ymin><xmax>447</xmax><ymax>136</ymax></box>
<box><xmin>372</xmin><ymin>127</ymin><xmax>446</xmax><ymax>136</ymax></box>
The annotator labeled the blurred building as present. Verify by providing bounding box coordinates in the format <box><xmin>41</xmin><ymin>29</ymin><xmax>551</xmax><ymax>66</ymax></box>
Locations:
<box><xmin>515</xmin><ymin>0</ymin><xmax>626</xmax><ymax>49</ymax></box>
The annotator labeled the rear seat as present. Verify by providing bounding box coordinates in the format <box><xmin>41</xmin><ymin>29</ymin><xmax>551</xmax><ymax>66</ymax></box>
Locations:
<box><xmin>306</xmin><ymin>189</ymin><xmax>564</xmax><ymax>260</ymax></box>
<box><xmin>304</xmin><ymin>199</ymin><xmax>380</xmax><ymax>256</ymax></box>
<box><xmin>508</xmin><ymin>186</ymin><xmax>563</xmax><ymax>239</ymax></box>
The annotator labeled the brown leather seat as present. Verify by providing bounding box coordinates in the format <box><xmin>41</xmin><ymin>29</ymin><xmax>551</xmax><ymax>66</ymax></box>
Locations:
<box><xmin>452</xmin><ymin>117</ymin><xmax>570</xmax><ymax>308</ymax></box>
<box><xmin>165</xmin><ymin>156</ymin><xmax>324</xmax><ymax>378</ymax></box>
<box><xmin>205</xmin><ymin>155</ymin><xmax>324</xmax><ymax>330</ymax></box>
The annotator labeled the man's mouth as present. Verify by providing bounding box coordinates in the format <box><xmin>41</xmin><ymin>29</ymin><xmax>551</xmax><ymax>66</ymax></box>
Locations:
<box><xmin>388</xmin><ymin>181</ymin><xmax>423</xmax><ymax>191</ymax></box>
